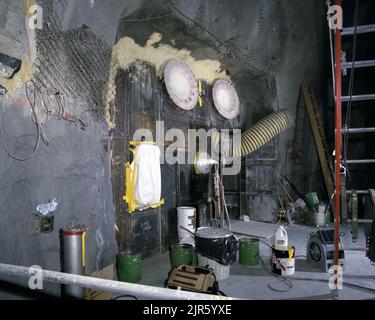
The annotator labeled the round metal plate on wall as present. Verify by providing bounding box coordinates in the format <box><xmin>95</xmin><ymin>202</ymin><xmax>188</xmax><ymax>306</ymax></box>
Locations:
<box><xmin>212</xmin><ymin>79</ymin><xmax>240</xmax><ymax>120</ymax></box>
<box><xmin>163</xmin><ymin>59</ymin><xmax>199</xmax><ymax>111</ymax></box>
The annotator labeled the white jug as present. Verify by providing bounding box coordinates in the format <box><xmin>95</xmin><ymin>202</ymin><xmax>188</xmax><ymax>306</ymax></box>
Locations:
<box><xmin>275</xmin><ymin>226</ymin><xmax>288</xmax><ymax>250</ymax></box>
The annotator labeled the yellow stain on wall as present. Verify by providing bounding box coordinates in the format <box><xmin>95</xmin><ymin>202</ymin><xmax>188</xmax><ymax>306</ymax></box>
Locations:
<box><xmin>104</xmin><ymin>32</ymin><xmax>230</xmax><ymax>127</ymax></box>
<box><xmin>113</xmin><ymin>32</ymin><xmax>229</xmax><ymax>83</ymax></box>
<box><xmin>0</xmin><ymin>1</ymin><xmax>36</xmax><ymax>96</ymax></box>
<box><xmin>24</xmin><ymin>0</ymin><xmax>37</xmax><ymax>17</ymax></box>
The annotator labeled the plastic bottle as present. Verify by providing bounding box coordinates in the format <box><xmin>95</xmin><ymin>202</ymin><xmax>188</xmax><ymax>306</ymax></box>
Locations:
<box><xmin>275</xmin><ymin>226</ymin><xmax>288</xmax><ymax>250</ymax></box>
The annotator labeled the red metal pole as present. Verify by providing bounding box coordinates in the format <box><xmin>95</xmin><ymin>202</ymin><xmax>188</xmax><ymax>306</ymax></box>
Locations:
<box><xmin>334</xmin><ymin>0</ymin><xmax>342</xmax><ymax>269</ymax></box>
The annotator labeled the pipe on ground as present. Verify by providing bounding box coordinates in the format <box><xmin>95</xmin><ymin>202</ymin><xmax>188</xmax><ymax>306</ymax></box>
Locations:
<box><xmin>0</xmin><ymin>263</ymin><xmax>235</xmax><ymax>300</ymax></box>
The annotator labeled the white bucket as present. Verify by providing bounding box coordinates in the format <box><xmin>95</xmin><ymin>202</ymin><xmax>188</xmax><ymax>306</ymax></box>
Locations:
<box><xmin>314</xmin><ymin>208</ymin><xmax>326</xmax><ymax>227</ymax></box>
<box><xmin>271</xmin><ymin>246</ymin><xmax>295</xmax><ymax>277</ymax></box>
<box><xmin>272</xmin><ymin>256</ymin><xmax>295</xmax><ymax>277</ymax></box>
<box><xmin>177</xmin><ymin>207</ymin><xmax>196</xmax><ymax>245</ymax></box>
<box><xmin>197</xmin><ymin>253</ymin><xmax>230</xmax><ymax>281</ymax></box>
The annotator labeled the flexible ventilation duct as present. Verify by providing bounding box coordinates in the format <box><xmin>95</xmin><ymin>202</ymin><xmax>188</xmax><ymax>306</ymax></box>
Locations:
<box><xmin>213</xmin><ymin>109</ymin><xmax>294</xmax><ymax>157</ymax></box>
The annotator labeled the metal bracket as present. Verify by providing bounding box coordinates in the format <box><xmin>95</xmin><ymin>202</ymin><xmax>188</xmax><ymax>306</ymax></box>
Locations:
<box><xmin>351</xmin><ymin>191</ymin><xmax>358</xmax><ymax>242</ymax></box>
<box><xmin>340</xmin><ymin>165</ymin><xmax>347</xmax><ymax>224</ymax></box>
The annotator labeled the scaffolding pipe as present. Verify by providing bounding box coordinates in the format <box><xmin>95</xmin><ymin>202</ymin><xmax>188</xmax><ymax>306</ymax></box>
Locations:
<box><xmin>346</xmin><ymin>159</ymin><xmax>375</xmax><ymax>164</ymax></box>
<box><xmin>342</xmin><ymin>60</ymin><xmax>375</xmax><ymax>69</ymax></box>
<box><xmin>342</xmin><ymin>24</ymin><xmax>375</xmax><ymax>35</ymax></box>
<box><xmin>346</xmin><ymin>190</ymin><xmax>369</xmax><ymax>194</ymax></box>
<box><xmin>0</xmin><ymin>263</ymin><xmax>235</xmax><ymax>300</ymax></box>
<box><xmin>334</xmin><ymin>0</ymin><xmax>342</xmax><ymax>283</ymax></box>
<box><xmin>347</xmin><ymin>219</ymin><xmax>373</xmax><ymax>224</ymax></box>
<box><xmin>341</xmin><ymin>127</ymin><xmax>375</xmax><ymax>133</ymax></box>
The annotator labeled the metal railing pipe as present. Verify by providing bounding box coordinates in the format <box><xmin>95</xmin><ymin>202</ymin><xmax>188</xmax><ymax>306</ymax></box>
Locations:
<box><xmin>0</xmin><ymin>263</ymin><xmax>235</xmax><ymax>300</ymax></box>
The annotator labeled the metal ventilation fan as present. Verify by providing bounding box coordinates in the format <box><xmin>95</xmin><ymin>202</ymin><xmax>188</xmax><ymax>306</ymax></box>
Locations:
<box><xmin>306</xmin><ymin>230</ymin><xmax>345</xmax><ymax>272</ymax></box>
<box><xmin>308</xmin><ymin>241</ymin><xmax>323</xmax><ymax>262</ymax></box>
<box><xmin>163</xmin><ymin>59</ymin><xmax>199</xmax><ymax>111</ymax></box>
<box><xmin>212</xmin><ymin>79</ymin><xmax>240</xmax><ymax>120</ymax></box>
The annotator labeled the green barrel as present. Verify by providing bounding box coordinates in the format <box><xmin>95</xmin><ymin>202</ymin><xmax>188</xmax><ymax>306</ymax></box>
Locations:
<box><xmin>239</xmin><ymin>238</ymin><xmax>259</xmax><ymax>266</ymax></box>
<box><xmin>117</xmin><ymin>252</ymin><xmax>141</xmax><ymax>283</ymax></box>
<box><xmin>306</xmin><ymin>192</ymin><xmax>319</xmax><ymax>210</ymax></box>
<box><xmin>170</xmin><ymin>244</ymin><xmax>194</xmax><ymax>267</ymax></box>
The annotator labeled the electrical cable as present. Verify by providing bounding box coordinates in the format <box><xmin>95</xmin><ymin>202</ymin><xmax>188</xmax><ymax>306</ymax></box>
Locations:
<box><xmin>217</xmin><ymin>175</ymin><xmax>232</xmax><ymax>230</ymax></box>
<box><xmin>0</xmin><ymin>80</ymin><xmax>45</xmax><ymax>161</ymax></box>
<box><xmin>41</xmin><ymin>86</ymin><xmax>92</xmax><ymax>129</ymax></box>
<box><xmin>343</xmin><ymin>0</ymin><xmax>360</xmax><ymax>179</ymax></box>
<box><xmin>233</xmin><ymin>233</ymin><xmax>375</xmax><ymax>297</ymax></box>
<box><xmin>326</xmin><ymin>0</ymin><xmax>336</xmax><ymax>102</ymax></box>
<box><xmin>119</xmin><ymin>14</ymin><xmax>172</xmax><ymax>22</ymax></box>
<box><xmin>233</xmin><ymin>235</ymin><xmax>294</xmax><ymax>293</ymax></box>
<box><xmin>259</xmin><ymin>256</ymin><xmax>294</xmax><ymax>293</ymax></box>
<box><xmin>111</xmin><ymin>294</ymin><xmax>138</xmax><ymax>300</ymax></box>
<box><xmin>260</xmin><ymin>254</ymin><xmax>375</xmax><ymax>296</ymax></box>
<box><xmin>0</xmin><ymin>80</ymin><xmax>98</xmax><ymax>161</ymax></box>
<box><xmin>256</xmin><ymin>239</ymin><xmax>375</xmax><ymax>296</ymax></box>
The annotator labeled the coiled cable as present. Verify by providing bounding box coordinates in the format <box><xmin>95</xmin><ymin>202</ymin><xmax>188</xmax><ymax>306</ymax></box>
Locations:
<box><xmin>0</xmin><ymin>80</ymin><xmax>47</xmax><ymax>161</ymax></box>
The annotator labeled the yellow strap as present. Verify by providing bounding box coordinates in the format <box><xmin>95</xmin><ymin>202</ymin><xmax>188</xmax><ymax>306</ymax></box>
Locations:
<box><xmin>82</xmin><ymin>231</ymin><xmax>86</xmax><ymax>267</ymax></box>
<box><xmin>136</xmin><ymin>199</ymin><xmax>165</xmax><ymax>211</ymax></box>
<box><xmin>24</xmin><ymin>0</ymin><xmax>37</xmax><ymax>16</ymax></box>
<box><xmin>130</xmin><ymin>163</ymin><xmax>137</xmax><ymax>210</ymax></box>
<box><xmin>198</xmin><ymin>81</ymin><xmax>203</xmax><ymax>107</ymax></box>
<box><xmin>123</xmin><ymin>161</ymin><xmax>138</xmax><ymax>213</ymax></box>
<box><xmin>130</xmin><ymin>141</ymin><xmax>156</xmax><ymax>146</ymax></box>
<box><xmin>288</xmin><ymin>247</ymin><xmax>294</xmax><ymax>261</ymax></box>
<box><xmin>123</xmin><ymin>163</ymin><xmax>131</xmax><ymax>204</ymax></box>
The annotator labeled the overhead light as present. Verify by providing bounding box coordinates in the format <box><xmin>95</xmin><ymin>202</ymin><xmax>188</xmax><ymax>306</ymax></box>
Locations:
<box><xmin>163</xmin><ymin>59</ymin><xmax>198</xmax><ymax>111</ymax></box>
<box><xmin>212</xmin><ymin>79</ymin><xmax>240</xmax><ymax>120</ymax></box>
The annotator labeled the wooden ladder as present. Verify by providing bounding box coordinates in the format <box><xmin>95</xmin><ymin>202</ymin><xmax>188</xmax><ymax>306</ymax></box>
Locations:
<box><xmin>302</xmin><ymin>85</ymin><xmax>335</xmax><ymax>211</ymax></box>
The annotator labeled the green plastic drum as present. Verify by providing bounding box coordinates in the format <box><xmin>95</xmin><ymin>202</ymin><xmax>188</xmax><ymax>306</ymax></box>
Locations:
<box><xmin>239</xmin><ymin>238</ymin><xmax>259</xmax><ymax>266</ymax></box>
<box><xmin>306</xmin><ymin>192</ymin><xmax>319</xmax><ymax>210</ymax></box>
<box><xmin>117</xmin><ymin>252</ymin><xmax>141</xmax><ymax>283</ymax></box>
<box><xmin>170</xmin><ymin>244</ymin><xmax>195</xmax><ymax>267</ymax></box>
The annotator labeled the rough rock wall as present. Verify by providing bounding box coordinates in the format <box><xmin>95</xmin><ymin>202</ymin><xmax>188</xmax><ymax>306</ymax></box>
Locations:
<box><xmin>0</xmin><ymin>0</ymin><xmax>119</xmax><ymax>299</ymax></box>
<box><xmin>0</xmin><ymin>0</ymin><xmax>328</xmax><ymax>298</ymax></box>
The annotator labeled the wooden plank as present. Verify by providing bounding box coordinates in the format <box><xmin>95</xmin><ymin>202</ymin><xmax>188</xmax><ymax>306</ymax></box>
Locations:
<box><xmin>229</xmin><ymin>220</ymin><xmax>278</xmax><ymax>239</ymax></box>
<box><xmin>309</xmin><ymin>92</ymin><xmax>334</xmax><ymax>174</ymax></box>
<box><xmin>85</xmin><ymin>264</ymin><xmax>114</xmax><ymax>300</ymax></box>
<box><xmin>302</xmin><ymin>86</ymin><xmax>335</xmax><ymax>209</ymax></box>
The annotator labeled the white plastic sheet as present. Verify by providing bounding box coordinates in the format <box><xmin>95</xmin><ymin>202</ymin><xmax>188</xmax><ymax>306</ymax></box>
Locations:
<box><xmin>133</xmin><ymin>144</ymin><xmax>161</xmax><ymax>209</ymax></box>
<box><xmin>36</xmin><ymin>200</ymin><xmax>58</xmax><ymax>216</ymax></box>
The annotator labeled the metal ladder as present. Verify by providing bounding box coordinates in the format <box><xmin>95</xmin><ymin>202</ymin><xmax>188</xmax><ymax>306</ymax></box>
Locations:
<box><xmin>339</xmin><ymin>4</ymin><xmax>375</xmax><ymax>238</ymax></box>
<box><xmin>302</xmin><ymin>86</ymin><xmax>335</xmax><ymax>210</ymax></box>
<box><xmin>341</xmin><ymin>23</ymin><xmax>375</xmax><ymax>168</ymax></box>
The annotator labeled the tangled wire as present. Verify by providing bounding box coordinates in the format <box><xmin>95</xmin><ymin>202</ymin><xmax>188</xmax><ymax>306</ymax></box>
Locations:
<box><xmin>0</xmin><ymin>80</ymin><xmax>94</xmax><ymax>161</ymax></box>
